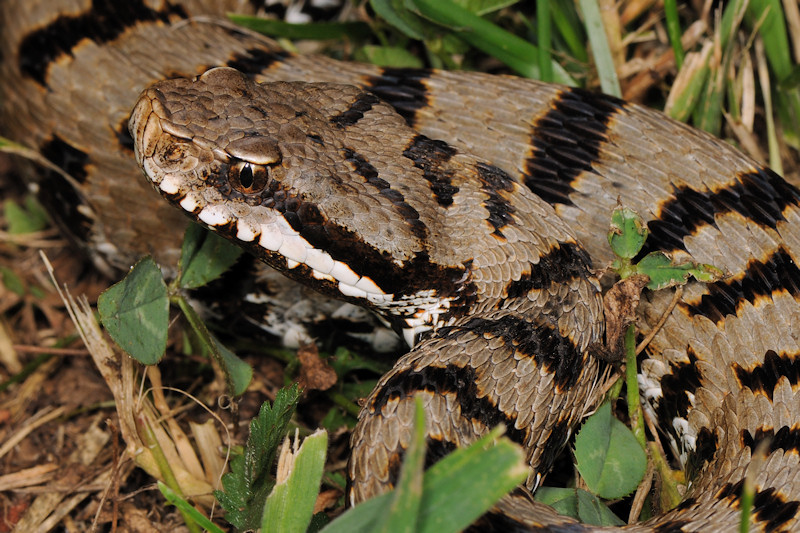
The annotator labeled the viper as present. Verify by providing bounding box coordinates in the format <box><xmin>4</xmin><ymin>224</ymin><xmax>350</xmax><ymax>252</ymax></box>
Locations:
<box><xmin>2</xmin><ymin>1</ymin><xmax>800</xmax><ymax>531</ymax></box>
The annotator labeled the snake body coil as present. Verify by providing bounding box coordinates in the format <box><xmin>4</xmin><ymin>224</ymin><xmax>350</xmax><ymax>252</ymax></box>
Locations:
<box><xmin>3</xmin><ymin>1</ymin><xmax>800</xmax><ymax>531</ymax></box>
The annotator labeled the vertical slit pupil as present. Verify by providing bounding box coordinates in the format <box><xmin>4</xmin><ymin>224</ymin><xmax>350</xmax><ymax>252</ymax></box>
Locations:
<box><xmin>240</xmin><ymin>163</ymin><xmax>254</xmax><ymax>189</ymax></box>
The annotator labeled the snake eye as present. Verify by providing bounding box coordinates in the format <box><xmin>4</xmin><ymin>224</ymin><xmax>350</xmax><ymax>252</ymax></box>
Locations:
<box><xmin>229</xmin><ymin>161</ymin><xmax>268</xmax><ymax>194</ymax></box>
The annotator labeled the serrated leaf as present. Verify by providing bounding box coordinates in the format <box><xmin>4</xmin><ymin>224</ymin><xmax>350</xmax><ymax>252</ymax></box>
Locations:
<box><xmin>215</xmin><ymin>386</ymin><xmax>302</xmax><ymax>531</ymax></box>
<box><xmin>608</xmin><ymin>206</ymin><xmax>647</xmax><ymax>260</ymax></box>
<box><xmin>98</xmin><ymin>256</ymin><xmax>169</xmax><ymax>364</ymax></box>
<box><xmin>574</xmin><ymin>403</ymin><xmax>646</xmax><ymax>500</ymax></box>
<box><xmin>178</xmin><ymin>224</ymin><xmax>243</xmax><ymax>289</ymax></box>
<box><xmin>262</xmin><ymin>430</ymin><xmax>328</xmax><ymax>533</ymax></box>
<box><xmin>636</xmin><ymin>252</ymin><xmax>723</xmax><ymax>290</ymax></box>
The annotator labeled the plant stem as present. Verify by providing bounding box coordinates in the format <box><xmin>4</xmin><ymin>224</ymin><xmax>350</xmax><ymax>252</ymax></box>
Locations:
<box><xmin>625</xmin><ymin>324</ymin><xmax>646</xmax><ymax>449</ymax></box>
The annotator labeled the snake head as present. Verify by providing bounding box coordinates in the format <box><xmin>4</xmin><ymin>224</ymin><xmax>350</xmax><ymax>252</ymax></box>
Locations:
<box><xmin>128</xmin><ymin>67</ymin><xmax>472</xmax><ymax>342</ymax></box>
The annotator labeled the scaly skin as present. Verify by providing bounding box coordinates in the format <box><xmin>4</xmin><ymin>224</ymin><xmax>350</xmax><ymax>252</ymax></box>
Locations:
<box><xmin>3</xmin><ymin>2</ymin><xmax>800</xmax><ymax>530</ymax></box>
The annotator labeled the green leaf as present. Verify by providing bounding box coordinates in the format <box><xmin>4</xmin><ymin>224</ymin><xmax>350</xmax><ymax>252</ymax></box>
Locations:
<box><xmin>574</xmin><ymin>489</ymin><xmax>625</xmax><ymax>526</ymax></box>
<box><xmin>262</xmin><ymin>430</ymin><xmax>329</xmax><ymax>533</ymax></box>
<box><xmin>213</xmin><ymin>336</ymin><xmax>254</xmax><ymax>397</ymax></box>
<box><xmin>355</xmin><ymin>46</ymin><xmax>425</xmax><ymax>68</ymax></box>
<box><xmin>608</xmin><ymin>206</ymin><xmax>647</xmax><ymax>260</ymax></box>
<box><xmin>371</xmin><ymin>0</ymin><xmax>427</xmax><ymax>40</ymax></box>
<box><xmin>323</xmin><ymin>425</ymin><xmax>526</xmax><ymax>533</ymax></box>
<box><xmin>215</xmin><ymin>386</ymin><xmax>302</xmax><ymax>531</ymax></box>
<box><xmin>534</xmin><ymin>487</ymin><xmax>579</xmax><ymax>517</ymax></box>
<box><xmin>416</xmin><ymin>426</ymin><xmax>526</xmax><ymax>533</ymax></box>
<box><xmin>321</xmin><ymin>492</ymin><xmax>394</xmax><ymax>533</ymax></box>
<box><xmin>178</xmin><ymin>224</ymin><xmax>243</xmax><ymax>290</ymax></box>
<box><xmin>636</xmin><ymin>252</ymin><xmax>723</xmax><ymax>291</ymax></box>
<box><xmin>372</xmin><ymin>397</ymin><xmax>426</xmax><ymax>533</ymax></box>
<box><xmin>328</xmin><ymin>346</ymin><xmax>391</xmax><ymax>377</ymax></box>
<box><xmin>4</xmin><ymin>196</ymin><xmax>49</xmax><ymax>234</ymax></box>
<box><xmin>577</xmin><ymin>0</ymin><xmax>621</xmax><ymax>97</ymax></box>
<box><xmin>408</xmin><ymin>0</ymin><xmax>575</xmax><ymax>84</ymax></box>
<box><xmin>98</xmin><ymin>256</ymin><xmax>169</xmax><ymax>364</ymax></box>
<box><xmin>158</xmin><ymin>482</ymin><xmax>225</xmax><ymax>533</ymax></box>
<box><xmin>535</xmin><ymin>487</ymin><xmax>624</xmax><ymax>526</ymax></box>
<box><xmin>173</xmin><ymin>295</ymin><xmax>252</xmax><ymax>396</ymax></box>
<box><xmin>574</xmin><ymin>402</ymin><xmax>647</xmax><ymax>500</ymax></box>
<box><xmin>450</xmin><ymin>0</ymin><xmax>520</xmax><ymax>16</ymax></box>
<box><xmin>227</xmin><ymin>14</ymin><xmax>372</xmax><ymax>41</ymax></box>
<box><xmin>0</xmin><ymin>266</ymin><xmax>26</xmax><ymax>297</ymax></box>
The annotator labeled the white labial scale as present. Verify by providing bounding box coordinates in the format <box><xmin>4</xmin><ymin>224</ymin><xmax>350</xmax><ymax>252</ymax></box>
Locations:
<box><xmin>179</xmin><ymin>193</ymin><xmax>201</xmax><ymax>213</ymax></box>
<box><xmin>306</xmin><ymin>247</ymin><xmax>335</xmax><ymax>275</ymax></box>
<box><xmin>157</xmin><ymin>173</ymin><xmax>183</xmax><ymax>195</ymax></box>
<box><xmin>329</xmin><ymin>261</ymin><xmax>360</xmax><ymax>287</ymax></box>
<box><xmin>235</xmin><ymin>219</ymin><xmax>258</xmax><ymax>242</ymax></box>
<box><xmin>354</xmin><ymin>276</ymin><xmax>383</xmax><ymax>294</ymax></box>
<box><xmin>278</xmin><ymin>235</ymin><xmax>310</xmax><ymax>265</ymax></box>
<box><xmin>198</xmin><ymin>204</ymin><xmax>232</xmax><ymax>227</ymax></box>
<box><xmin>365</xmin><ymin>291</ymin><xmax>393</xmax><ymax>305</ymax></box>
<box><xmin>338</xmin><ymin>282</ymin><xmax>368</xmax><ymax>300</ymax></box>
<box><xmin>259</xmin><ymin>222</ymin><xmax>284</xmax><ymax>252</ymax></box>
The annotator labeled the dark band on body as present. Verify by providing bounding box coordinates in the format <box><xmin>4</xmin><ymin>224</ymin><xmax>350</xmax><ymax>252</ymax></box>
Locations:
<box><xmin>504</xmin><ymin>242</ymin><xmax>593</xmax><ymax>300</ymax></box>
<box><xmin>36</xmin><ymin>136</ymin><xmax>93</xmax><ymax>243</ymax></box>
<box><xmin>655</xmin><ymin>347</ymin><xmax>702</xmax><ymax>432</ymax></box>
<box><xmin>330</xmin><ymin>92</ymin><xmax>381</xmax><ymax>128</ymax></box>
<box><xmin>732</xmin><ymin>349</ymin><xmax>800</xmax><ymax>401</ymax></box>
<box><xmin>741</xmin><ymin>425</ymin><xmax>800</xmax><ymax>456</ymax></box>
<box><xmin>364</xmin><ymin>68</ymin><xmax>433</xmax><ymax>127</ymax></box>
<box><xmin>226</xmin><ymin>47</ymin><xmax>292</xmax><ymax>75</ymax></box>
<box><xmin>19</xmin><ymin>0</ymin><xmax>187</xmax><ymax>85</ymax></box>
<box><xmin>402</xmin><ymin>135</ymin><xmax>459</xmax><ymax>206</ymax></box>
<box><xmin>440</xmin><ymin>314</ymin><xmax>585</xmax><ymax>391</ymax></box>
<box><xmin>523</xmin><ymin>87</ymin><xmax>625</xmax><ymax>206</ymax></box>
<box><xmin>475</xmin><ymin>163</ymin><xmax>517</xmax><ymax>236</ymax></box>
<box><xmin>341</xmin><ymin>148</ymin><xmax>427</xmax><ymax>240</ymax></box>
<box><xmin>716</xmin><ymin>480</ymin><xmax>799</xmax><ymax>531</ymax></box>
<box><xmin>642</xmin><ymin>167</ymin><xmax>800</xmax><ymax>256</ymax></box>
<box><xmin>686</xmin><ymin>247</ymin><xmax>800</xmax><ymax>322</ymax></box>
<box><xmin>370</xmin><ymin>363</ymin><xmax>528</xmax><ymax>448</ymax></box>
